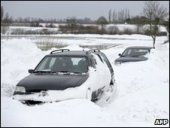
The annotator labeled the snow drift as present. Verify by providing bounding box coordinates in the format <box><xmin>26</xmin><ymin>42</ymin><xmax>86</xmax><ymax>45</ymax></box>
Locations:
<box><xmin>1</xmin><ymin>35</ymin><xmax>169</xmax><ymax>127</ymax></box>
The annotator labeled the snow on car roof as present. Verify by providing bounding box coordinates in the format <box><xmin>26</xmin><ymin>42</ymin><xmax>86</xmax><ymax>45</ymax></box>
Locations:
<box><xmin>48</xmin><ymin>49</ymin><xmax>101</xmax><ymax>56</ymax></box>
<box><xmin>126</xmin><ymin>46</ymin><xmax>153</xmax><ymax>49</ymax></box>
<box><xmin>48</xmin><ymin>51</ymin><xmax>89</xmax><ymax>56</ymax></box>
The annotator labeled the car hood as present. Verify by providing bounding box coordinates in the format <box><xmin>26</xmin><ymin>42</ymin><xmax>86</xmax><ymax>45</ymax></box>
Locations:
<box><xmin>17</xmin><ymin>73</ymin><xmax>89</xmax><ymax>91</ymax></box>
<box><xmin>115</xmin><ymin>56</ymin><xmax>148</xmax><ymax>63</ymax></box>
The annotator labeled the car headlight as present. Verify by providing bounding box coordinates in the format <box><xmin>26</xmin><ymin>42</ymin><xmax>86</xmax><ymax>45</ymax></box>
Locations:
<box><xmin>14</xmin><ymin>86</ymin><xmax>26</xmax><ymax>93</ymax></box>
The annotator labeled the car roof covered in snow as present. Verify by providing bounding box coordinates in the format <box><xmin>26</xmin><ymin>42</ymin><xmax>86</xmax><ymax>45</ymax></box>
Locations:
<box><xmin>47</xmin><ymin>50</ymin><xmax>90</xmax><ymax>57</ymax></box>
<box><xmin>126</xmin><ymin>46</ymin><xmax>153</xmax><ymax>49</ymax></box>
<box><xmin>47</xmin><ymin>49</ymin><xmax>102</xmax><ymax>57</ymax></box>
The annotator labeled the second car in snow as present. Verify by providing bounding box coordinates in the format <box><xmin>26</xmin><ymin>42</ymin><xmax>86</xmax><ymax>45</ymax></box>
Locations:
<box><xmin>115</xmin><ymin>46</ymin><xmax>152</xmax><ymax>64</ymax></box>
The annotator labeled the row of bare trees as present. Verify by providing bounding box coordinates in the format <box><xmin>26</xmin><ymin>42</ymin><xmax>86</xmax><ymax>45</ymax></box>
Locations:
<box><xmin>1</xmin><ymin>6</ymin><xmax>13</xmax><ymax>24</ymax></box>
<box><xmin>107</xmin><ymin>1</ymin><xmax>169</xmax><ymax>48</ymax></box>
<box><xmin>1</xmin><ymin>6</ymin><xmax>13</xmax><ymax>34</ymax></box>
<box><xmin>108</xmin><ymin>9</ymin><xmax>130</xmax><ymax>23</ymax></box>
<box><xmin>1</xmin><ymin>1</ymin><xmax>169</xmax><ymax>48</ymax></box>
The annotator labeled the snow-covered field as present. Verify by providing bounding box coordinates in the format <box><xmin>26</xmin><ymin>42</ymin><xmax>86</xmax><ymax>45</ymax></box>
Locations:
<box><xmin>1</xmin><ymin>34</ymin><xmax>169</xmax><ymax>127</ymax></box>
<box><xmin>2</xmin><ymin>23</ymin><xmax>168</xmax><ymax>35</ymax></box>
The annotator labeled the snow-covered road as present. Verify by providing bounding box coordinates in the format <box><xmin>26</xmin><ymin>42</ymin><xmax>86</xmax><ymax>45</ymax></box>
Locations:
<box><xmin>1</xmin><ymin>34</ymin><xmax>169</xmax><ymax>127</ymax></box>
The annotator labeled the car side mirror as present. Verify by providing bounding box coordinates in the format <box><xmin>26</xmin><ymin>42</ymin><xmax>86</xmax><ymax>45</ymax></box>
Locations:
<box><xmin>28</xmin><ymin>69</ymin><xmax>34</xmax><ymax>73</ymax></box>
<box><xmin>118</xmin><ymin>53</ymin><xmax>122</xmax><ymax>57</ymax></box>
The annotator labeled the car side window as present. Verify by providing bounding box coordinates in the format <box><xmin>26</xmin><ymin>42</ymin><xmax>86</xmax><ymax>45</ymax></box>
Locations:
<box><xmin>89</xmin><ymin>55</ymin><xmax>97</xmax><ymax>68</ymax></box>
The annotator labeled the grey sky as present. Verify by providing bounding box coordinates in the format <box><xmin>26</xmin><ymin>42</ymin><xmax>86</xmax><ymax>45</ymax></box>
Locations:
<box><xmin>1</xmin><ymin>1</ymin><xmax>169</xmax><ymax>20</ymax></box>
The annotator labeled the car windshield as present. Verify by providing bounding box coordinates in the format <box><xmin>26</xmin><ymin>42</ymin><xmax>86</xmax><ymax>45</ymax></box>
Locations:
<box><xmin>34</xmin><ymin>56</ymin><xmax>88</xmax><ymax>73</ymax></box>
<box><xmin>122</xmin><ymin>48</ymin><xmax>150</xmax><ymax>57</ymax></box>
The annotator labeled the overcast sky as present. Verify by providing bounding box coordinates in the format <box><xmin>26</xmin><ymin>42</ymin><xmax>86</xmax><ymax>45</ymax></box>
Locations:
<box><xmin>1</xmin><ymin>1</ymin><xmax>169</xmax><ymax>20</ymax></box>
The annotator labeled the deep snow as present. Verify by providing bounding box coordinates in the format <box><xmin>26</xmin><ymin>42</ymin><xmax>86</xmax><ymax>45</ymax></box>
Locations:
<box><xmin>1</xmin><ymin>34</ymin><xmax>169</xmax><ymax>127</ymax></box>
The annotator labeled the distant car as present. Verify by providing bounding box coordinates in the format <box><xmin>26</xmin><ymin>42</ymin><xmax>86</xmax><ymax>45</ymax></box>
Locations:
<box><xmin>115</xmin><ymin>46</ymin><xmax>152</xmax><ymax>64</ymax></box>
<box><xmin>13</xmin><ymin>49</ymin><xmax>115</xmax><ymax>104</ymax></box>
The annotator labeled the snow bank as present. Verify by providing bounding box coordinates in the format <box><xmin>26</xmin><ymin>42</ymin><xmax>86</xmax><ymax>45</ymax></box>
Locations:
<box><xmin>1</xmin><ymin>98</ymin><xmax>105</xmax><ymax>127</ymax></box>
<box><xmin>1</xmin><ymin>38</ymin><xmax>47</xmax><ymax>96</ymax></box>
<box><xmin>105</xmin><ymin>24</ymin><xmax>137</xmax><ymax>32</ymax></box>
<box><xmin>64</xmin><ymin>44</ymin><xmax>84</xmax><ymax>50</ymax></box>
<box><xmin>8</xmin><ymin>26</ymin><xmax>59</xmax><ymax>35</ymax></box>
<box><xmin>103</xmin><ymin>85</ymin><xmax>169</xmax><ymax>127</ymax></box>
<box><xmin>100</xmin><ymin>43</ymin><xmax>169</xmax><ymax>126</ymax></box>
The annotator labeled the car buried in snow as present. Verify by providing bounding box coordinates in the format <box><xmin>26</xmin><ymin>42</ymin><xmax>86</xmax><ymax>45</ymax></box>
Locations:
<box><xmin>114</xmin><ymin>46</ymin><xmax>152</xmax><ymax>64</ymax></box>
<box><xmin>13</xmin><ymin>49</ymin><xmax>115</xmax><ymax>104</ymax></box>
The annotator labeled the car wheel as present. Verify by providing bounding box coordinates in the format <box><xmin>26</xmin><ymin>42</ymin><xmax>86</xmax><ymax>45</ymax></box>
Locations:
<box><xmin>91</xmin><ymin>89</ymin><xmax>104</xmax><ymax>102</ymax></box>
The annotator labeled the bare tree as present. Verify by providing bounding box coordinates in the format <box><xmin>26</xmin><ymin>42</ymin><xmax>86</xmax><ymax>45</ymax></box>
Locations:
<box><xmin>124</xmin><ymin>8</ymin><xmax>130</xmax><ymax>22</ymax></box>
<box><xmin>125</xmin><ymin>8</ymin><xmax>128</xmax><ymax>21</ymax></box>
<box><xmin>1</xmin><ymin>12</ymin><xmax>12</xmax><ymax>34</ymax></box>
<box><xmin>3</xmin><ymin>13</ymin><xmax>10</xmax><ymax>24</ymax></box>
<box><xmin>112</xmin><ymin>10</ymin><xmax>117</xmax><ymax>23</ymax></box>
<box><xmin>143</xmin><ymin>1</ymin><xmax>168</xmax><ymax>48</ymax></box>
<box><xmin>108</xmin><ymin>9</ymin><xmax>112</xmax><ymax>23</ymax></box>
<box><xmin>96</xmin><ymin>16</ymin><xmax>108</xmax><ymax>34</ymax></box>
<box><xmin>110</xmin><ymin>9</ymin><xmax>130</xmax><ymax>24</ymax></box>
<box><xmin>1</xmin><ymin>6</ymin><xmax>3</xmax><ymax>21</ymax></box>
<box><xmin>127</xmin><ymin>9</ymin><xmax>130</xmax><ymax>20</ymax></box>
<box><xmin>66</xmin><ymin>17</ymin><xmax>77</xmax><ymax>33</ymax></box>
<box><xmin>118</xmin><ymin>9</ymin><xmax>125</xmax><ymax>23</ymax></box>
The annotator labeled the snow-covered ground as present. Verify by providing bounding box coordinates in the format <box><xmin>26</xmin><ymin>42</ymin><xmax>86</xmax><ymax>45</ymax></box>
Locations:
<box><xmin>1</xmin><ymin>34</ymin><xmax>169</xmax><ymax>127</ymax></box>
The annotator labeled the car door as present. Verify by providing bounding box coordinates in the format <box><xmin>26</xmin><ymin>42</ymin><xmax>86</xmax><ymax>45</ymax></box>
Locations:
<box><xmin>98</xmin><ymin>52</ymin><xmax>114</xmax><ymax>84</ymax></box>
<box><xmin>92</xmin><ymin>53</ymin><xmax>111</xmax><ymax>89</ymax></box>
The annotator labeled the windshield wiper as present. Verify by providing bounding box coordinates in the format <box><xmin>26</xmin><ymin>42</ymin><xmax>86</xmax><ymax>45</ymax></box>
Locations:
<box><xmin>34</xmin><ymin>70</ymin><xmax>85</xmax><ymax>75</ymax></box>
<box><xmin>34</xmin><ymin>70</ymin><xmax>55</xmax><ymax>73</ymax></box>
<box><xmin>57</xmin><ymin>71</ymin><xmax>83</xmax><ymax>75</ymax></box>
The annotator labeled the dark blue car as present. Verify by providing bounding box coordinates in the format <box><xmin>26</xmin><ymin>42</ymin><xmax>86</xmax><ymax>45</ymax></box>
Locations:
<box><xmin>115</xmin><ymin>46</ymin><xmax>152</xmax><ymax>64</ymax></box>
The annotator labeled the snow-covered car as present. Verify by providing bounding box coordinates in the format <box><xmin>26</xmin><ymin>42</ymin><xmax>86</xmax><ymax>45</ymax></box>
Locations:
<box><xmin>114</xmin><ymin>46</ymin><xmax>152</xmax><ymax>64</ymax></box>
<box><xmin>13</xmin><ymin>49</ymin><xmax>115</xmax><ymax>104</ymax></box>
